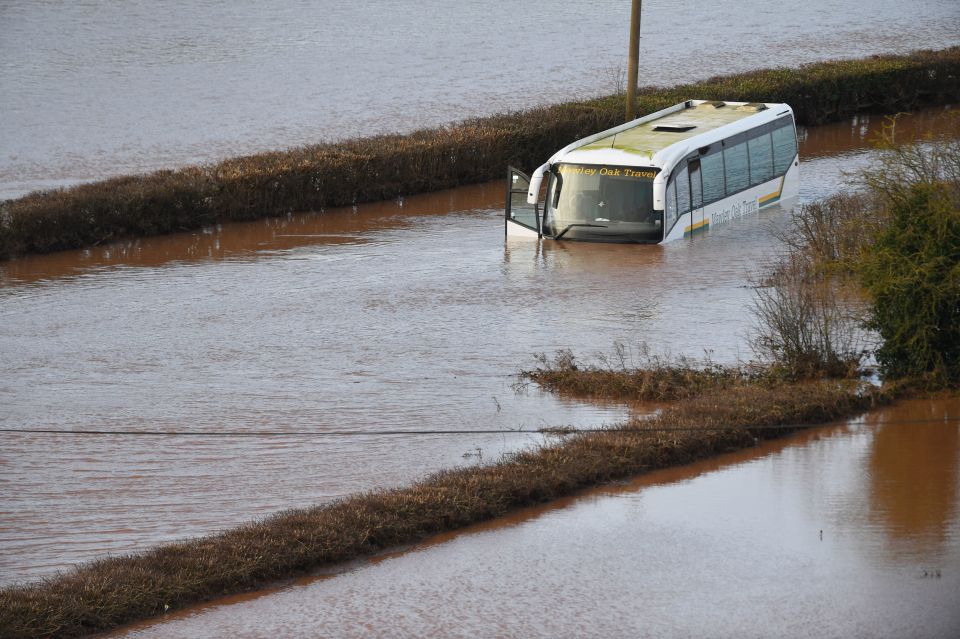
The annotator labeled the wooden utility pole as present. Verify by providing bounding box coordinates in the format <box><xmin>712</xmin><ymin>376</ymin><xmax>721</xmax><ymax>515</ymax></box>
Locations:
<box><xmin>626</xmin><ymin>0</ymin><xmax>642</xmax><ymax>121</ymax></box>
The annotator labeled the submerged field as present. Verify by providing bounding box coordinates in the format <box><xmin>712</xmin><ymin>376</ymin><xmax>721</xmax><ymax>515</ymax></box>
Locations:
<box><xmin>2</xmin><ymin>47</ymin><xmax>959</xmax><ymax>259</ymax></box>
<box><xmin>3</xmin><ymin>104</ymin><xmax>960</xmax><ymax>636</ymax></box>
<box><xmin>3</xmin><ymin>26</ymin><xmax>960</xmax><ymax>636</ymax></box>
<box><xmin>0</xmin><ymin>370</ymin><xmax>894</xmax><ymax>638</ymax></box>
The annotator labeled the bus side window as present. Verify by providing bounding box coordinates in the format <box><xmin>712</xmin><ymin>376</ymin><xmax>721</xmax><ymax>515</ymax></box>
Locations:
<box><xmin>700</xmin><ymin>148</ymin><xmax>725</xmax><ymax>204</ymax></box>
<box><xmin>675</xmin><ymin>164</ymin><xmax>690</xmax><ymax>214</ymax></box>
<box><xmin>723</xmin><ymin>140</ymin><xmax>750</xmax><ymax>194</ymax></box>
<box><xmin>748</xmin><ymin>132</ymin><xmax>773</xmax><ymax>185</ymax></box>
<box><xmin>666</xmin><ymin>176</ymin><xmax>678</xmax><ymax>230</ymax></box>
<box><xmin>772</xmin><ymin>123</ymin><xmax>798</xmax><ymax>175</ymax></box>
<box><xmin>689</xmin><ymin>159</ymin><xmax>703</xmax><ymax>209</ymax></box>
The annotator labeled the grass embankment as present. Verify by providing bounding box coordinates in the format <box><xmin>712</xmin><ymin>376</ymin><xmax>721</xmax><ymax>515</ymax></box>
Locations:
<box><xmin>0</xmin><ymin>373</ymin><xmax>885</xmax><ymax>638</ymax></box>
<box><xmin>2</xmin><ymin>47</ymin><xmax>960</xmax><ymax>260</ymax></box>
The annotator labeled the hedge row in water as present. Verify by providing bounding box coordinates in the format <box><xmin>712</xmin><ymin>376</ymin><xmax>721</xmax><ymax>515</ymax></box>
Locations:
<box><xmin>2</xmin><ymin>47</ymin><xmax>959</xmax><ymax>260</ymax></box>
<box><xmin>0</xmin><ymin>373</ymin><xmax>885</xmax><ymax>638</ymax></box>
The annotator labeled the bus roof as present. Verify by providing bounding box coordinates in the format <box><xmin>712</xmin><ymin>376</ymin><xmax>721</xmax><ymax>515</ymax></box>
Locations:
<box><xmin>559</xmin><ymin>100</ymin><xmax>789</xmax><ymax>167</ymax></box>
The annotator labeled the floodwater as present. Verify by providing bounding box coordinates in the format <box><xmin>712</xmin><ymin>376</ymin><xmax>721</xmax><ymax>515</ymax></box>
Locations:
<box><xmin>2</xmin><ymin>0</ymin><xmax>959</xmax><ymax>198</ymax></box>
<box><xmin>1</xmin><ymin>109</ymin><xmax>958</xmax><ymax>587</ymax></box>
<box><xmin>111</xmin><ymin>397</ymin><xmax>960</xmax><ymax>639</ymax></box>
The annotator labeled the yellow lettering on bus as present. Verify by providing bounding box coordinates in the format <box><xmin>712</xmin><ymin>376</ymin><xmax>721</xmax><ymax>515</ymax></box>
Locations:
<box><xmin>624</xmin><ymin>169</ymin><xmax>656</xmax><ymax>179</ymax></box>
<box><xmin>560</xmin><ymin>166</ymin><xmax>655</xmax><ymax>178</ymax></box>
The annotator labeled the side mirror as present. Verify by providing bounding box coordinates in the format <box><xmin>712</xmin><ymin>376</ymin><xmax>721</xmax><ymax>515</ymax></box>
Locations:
<box><xmin>526</xmin><ymin>163</ymin><xmax>550</xmax><ymax>205</ymax></box>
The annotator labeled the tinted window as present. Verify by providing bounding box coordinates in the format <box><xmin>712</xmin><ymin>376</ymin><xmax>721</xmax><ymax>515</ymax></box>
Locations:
<box><xmin>675</xmin><ymin>164</ymin><xmax>690</xmax><ymax>214</ymax></box>
<box><xmin>701</xmin><ymin>150</ymin><xmax>725</xmax><ymax>204</ymax></box>
<box><xmin>665</xmin><ymin>177</ymin><xmax>678</xmax><ymax>231</ymax></box>
<box><xmin>689</xmin><ymin>160</ymin><xmax>703</xmax><ymax>208</ymax></box>
<box><xmin>749</xmin><ymin>133</ymin><xmax>773</xmax><ymax>185</ymax></box>
<box><xmin>723</xmin><ymin>140</ymin><xmax>750</xmax><ymax>193</ymax></box>
<box><xmin>772</xmin><ymin>123</ymin><xmax>797</xmax><ymax>175</ymax></box>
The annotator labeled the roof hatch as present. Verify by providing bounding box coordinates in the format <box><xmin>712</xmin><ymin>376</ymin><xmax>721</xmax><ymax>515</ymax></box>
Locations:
<box><xmin>653</xmin><ymin>124</ymin><xmax>697</xmax><ymax>133</ymax></box>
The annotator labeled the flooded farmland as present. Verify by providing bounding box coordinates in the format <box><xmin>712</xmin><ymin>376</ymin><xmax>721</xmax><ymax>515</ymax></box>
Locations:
<box><xmin>1</xmin><ymin>109</ymin><xmax>958</xmax><ymax>590</ymax></box>
<box><xmin>110</xmin><ymin>397</ymin><xmax>960</xmax><ymax>639</ymax></box>
<box><xmin>2</xmin><ymin>0</ymin><xmax>959</xmax><ymax>198</ymax></box>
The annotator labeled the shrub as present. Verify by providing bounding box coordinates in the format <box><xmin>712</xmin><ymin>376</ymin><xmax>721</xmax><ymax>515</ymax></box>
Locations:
<box><xmin>750</xmin><ymin>250</ymin><xmax>869</xmax><ymax>379</ymax></box>
<box><xmin>779</xmin><ymin>192</ymin><xmax>883</xmax><ymax>273</ymax></box>
<box><xmin>854</xmin><ymin>125</ymin><xmax>960</xmax><ymax>386</ymax></box>
<box><xmin>756</xmin><ymin>117</ymin><xmax>960</xmax><ymax>386</ymax></box>
<box><xmin>858</xmin><ymin>180</ymin><xmax>960</xmax><ymax>386</ymax></box>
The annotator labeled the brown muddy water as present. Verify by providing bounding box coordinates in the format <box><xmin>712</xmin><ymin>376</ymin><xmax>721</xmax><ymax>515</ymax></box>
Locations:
<box><xmin>2</xmin><ymin>0</ymin><xmax>959</xmax><ymax>198</ymax></box>
<box><xmin>0</xmin><ymin>109</ymin><xmax>958</xmax><ymax>587</ymax></box>
<box><xmin>109</xmin><ymin>397</ymin><xmax>960</xmax><ymax>639</ymax></box>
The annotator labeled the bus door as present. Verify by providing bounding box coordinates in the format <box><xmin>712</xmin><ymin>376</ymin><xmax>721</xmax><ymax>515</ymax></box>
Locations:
<box><xmin>687</xmin><ymin>158</ymin><xmax>705</xmax><ymax>236</ymax></box>
<box><xmin>505</xmin><ymin>167</ymin><xmax>540</xmax><ymax>238</ymax></box>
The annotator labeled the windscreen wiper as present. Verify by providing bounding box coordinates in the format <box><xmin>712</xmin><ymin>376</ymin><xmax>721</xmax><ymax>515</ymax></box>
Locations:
<box><xmin>554</xmin><ymin>223</ymin><xmax>608</xmax><ymax>240</ymax></box>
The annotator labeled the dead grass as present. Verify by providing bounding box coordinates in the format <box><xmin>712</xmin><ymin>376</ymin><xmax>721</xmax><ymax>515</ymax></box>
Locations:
<box><xmin>519</xmin><ymin>346</ymin><xmax>749</xmax><ymax>401</ymax></box>
<box><xmin>0</xmin><ymin>374</ymin><xmax>888</xmax><ymax>638</ymax></box>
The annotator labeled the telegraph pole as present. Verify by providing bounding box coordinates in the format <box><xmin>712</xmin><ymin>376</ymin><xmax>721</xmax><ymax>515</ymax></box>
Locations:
<box><xmin>625</xmin><ymin>0</ymin><xmax>642</xmax><ymax>121</ymax></box>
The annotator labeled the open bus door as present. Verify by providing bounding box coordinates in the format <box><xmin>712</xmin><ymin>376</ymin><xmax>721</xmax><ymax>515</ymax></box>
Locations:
<box><xmin>505</xmin><ymin>167</ymin><xmax>540</xmax><ymax>238</ymax></box>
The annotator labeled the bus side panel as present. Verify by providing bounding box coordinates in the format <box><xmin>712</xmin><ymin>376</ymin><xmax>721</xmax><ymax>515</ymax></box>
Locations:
<box><xmin>661</xmin><ymin>156</ymin><xmax>799</xmax><ymax>243</ymax></box>
<box><xmin>663</xmin><ymin>212</ymin><xmax>691</xmax><ymax>243</ymax></box>
<box><xmin>708</xmin><ymin>156</ymin><xmax>800</xmax><ymax>231</ymax></box>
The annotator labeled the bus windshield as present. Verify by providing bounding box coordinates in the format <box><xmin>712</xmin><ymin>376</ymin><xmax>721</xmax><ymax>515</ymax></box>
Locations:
<box><xmin>544</xmin><ymin>164</ymin><xmax>662</xmax><ymax>242</ymax></box>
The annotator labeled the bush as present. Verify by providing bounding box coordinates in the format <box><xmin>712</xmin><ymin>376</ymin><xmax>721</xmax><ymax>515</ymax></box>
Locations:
<box><xmin>858</xmin><ymin>180</ymin><xmax>960</xmax><ymax>386</ymax></box>
<box><xmin>750</xmin><ymin>250</ymin><xmax>868</xmax><ymax>379</ymax></box>
<box><xmin>856</xmin><ymin>126</ymin><xmax>960</xmax><ymax>386</ymax></box>
<box><xmin>779</xmin><ymin>192</ymin><xmax>882</xmax><ymax>273</ymax></box>
<box><xmin>756</xmin><ymin>117</ymin><xmax>960</xmax><ymax>386</ymax></box>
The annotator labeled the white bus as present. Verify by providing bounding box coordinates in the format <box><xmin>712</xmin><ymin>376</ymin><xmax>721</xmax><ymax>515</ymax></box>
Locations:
<box><xmin>505</xmin><ymin>100</ymin><xmax>799</xmax><ymax>243</ymax></box>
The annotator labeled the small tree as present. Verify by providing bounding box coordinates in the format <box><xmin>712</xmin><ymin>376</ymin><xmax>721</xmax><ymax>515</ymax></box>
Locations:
<box><xmin>858</xmin><ymin>180</ymin><xmax>960</xmax><ymax>385</ymax></box>
<box><xmin>853</xmin><ymin>122</ymin><xmax>960</xmax><ymax>386</ymax></box>
<box><xmin>751</xmin><ymin>250</ymin><xmax>868</xmax><ymax>379</ymax></box>
<box><xmin>752</xmin><ymin>119</ymin><xmax>960</xmax><ymax>386</ymax></box>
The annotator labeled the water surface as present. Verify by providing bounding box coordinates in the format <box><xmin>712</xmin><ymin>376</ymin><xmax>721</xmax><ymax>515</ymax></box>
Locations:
<box><xmin>1</xmin><ymin>110</ymin><xmax>958</xmax><ymax>585</ymax></box>
<box><xmin>111</xmin><ymin>397</ymin><xmax>960</xmax><ymax>638</ymax></box>
<box><xmin>2</xmin><ymin>0</ymin><xmax>958</xmax><ymax>198</ymax></box>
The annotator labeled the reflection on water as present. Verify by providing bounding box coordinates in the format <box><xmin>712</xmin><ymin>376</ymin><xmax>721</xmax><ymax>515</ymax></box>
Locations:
<box><xmin>1</xmin><ymin>112</ymin><xmax>959</xmax><ymax>587</ymax></box>
<box><xmin>866</xmin><ymin>398</ymin><xmax>960</xmax><ymax>556</ymax></box>
<box><xmin>0</xmin><ymin>182</ymin><xmax>504</xmax><ymax>286</ymax></box>
<box><xmin>110</xmin><ymin>399</ymin><xmax>960</xmax><ymax>639</ymax></box>
<box><xmin>799</xmin><ymin>108</ymin><xmax>960</xmax><ymax>161</ymax></box>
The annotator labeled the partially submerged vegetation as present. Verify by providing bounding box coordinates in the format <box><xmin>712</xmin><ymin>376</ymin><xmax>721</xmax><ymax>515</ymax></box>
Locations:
<box><xmin>2</xmin><ymin>47</ymin><xmax>960</xmax><ymax>260</ymax></box>
<box><xmin>2</xmin><ymin>50</ymin><xmax>959</xmax><ymax>639</ymax></box>
<box><xmin>2</xmin><ymin>165</ymin><xmax>954</xmax><ymax>637</ymax></box>
<box><xmin>0</xmin><ymin>373</ymin><xmax>884</xmax><ymax>639</ymax></box>
<box><xmin>751</xmin><ymin>120</ymin><xmax>960</xmax><ymax>388</ymax></box>
<box><xmin>857</xmin><ymin>135</ymin><xmax>960</xmax><ymax>387</ymax></box>
<box><xmin>520</xmin><ymin>345</ymin><xmax>750</xmax><ymax>401</ymax></box>
<box><xmin>749</xmin><ymin>246</ymin><xmax>871</xmax><ymax>380</ymax></box>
